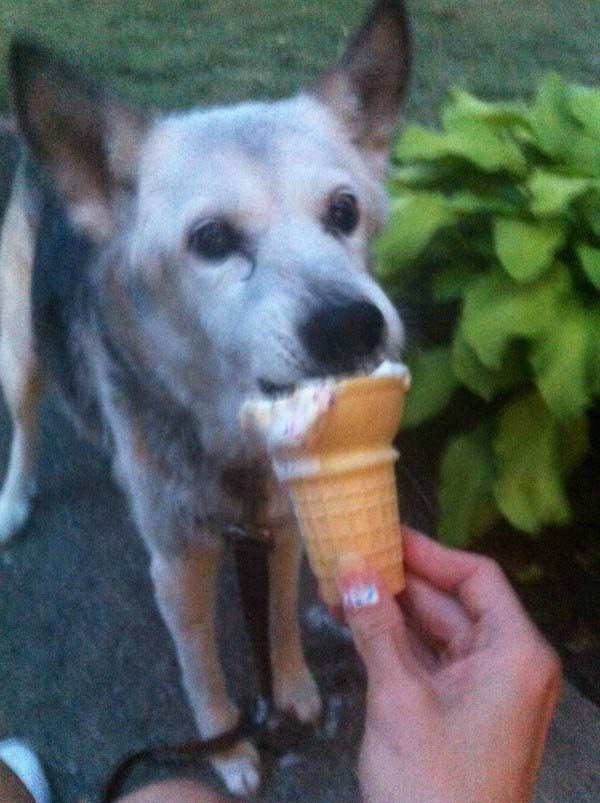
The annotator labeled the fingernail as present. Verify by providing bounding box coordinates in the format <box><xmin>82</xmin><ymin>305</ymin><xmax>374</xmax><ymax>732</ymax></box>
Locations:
<box><xmin>337</xmin><ymin>554</ymin><xmax>381</xmax><ymax>613</ymax></box>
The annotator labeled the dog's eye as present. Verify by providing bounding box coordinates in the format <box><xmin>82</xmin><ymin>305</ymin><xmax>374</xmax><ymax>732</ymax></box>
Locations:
<box><xmin>187</xmin><ymin>220</ymin><xmax>241</xmax><ymax>261</ymax></box>
<box><xmin>325</xmin><ymin>193</ymin><xmax>360</xmax><ymax>236</ymax></box>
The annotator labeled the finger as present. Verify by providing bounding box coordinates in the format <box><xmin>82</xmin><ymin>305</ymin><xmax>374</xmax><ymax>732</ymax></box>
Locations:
<box><xmin>508</xmin><ymin>651</ymin><xmax>562</xmax><ymax>803</ymax></box>
<box><xmin>402</xmin><ymin>527</ymin><xmax>527</xmax><ymax>629</ymax></box>
<box><xmin>527</xmin><ymin>664</ymin><xmax>563</xmax><ymax>792</ymax></box>
<box><xmin>402</xmin><ymin>572</ymin><xmax>474</xmax><ymax>658</ymax></box>
<box><xmin>336</xmin><ymin>557</ymin><xmax>421</xmax><ymax>688</ymax></box>
<box><xmin>402</xmin><ymin>527</ymin><xmax>485</xmax><ymax>592</ymax></box>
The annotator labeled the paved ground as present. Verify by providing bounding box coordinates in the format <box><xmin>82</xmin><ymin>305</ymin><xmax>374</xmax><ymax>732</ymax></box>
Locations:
<box><xmin>0</xmin><ymin>126</ymin><xmax>598</xmax><ymax>803</ymax></box>
<box><xmin>0</xmin><ymin>393</ymin><xmax>367</xmax><ymax>802</ymax></box>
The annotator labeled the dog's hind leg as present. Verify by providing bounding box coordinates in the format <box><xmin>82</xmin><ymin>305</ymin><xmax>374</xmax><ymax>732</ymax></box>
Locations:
<box><xmin>0</xmin><ymin>355</ymin><xmax>42</xmax><ymax>544</ymax></box>
<box><xmin>150</xmin><ymin>544</ymin><xmax>261</xmax><ymax>796</ymax></box>
<box><xmin>0</xmin><ymin>173</ymin><xmax>43</xmax><ymax>545</ymax></box>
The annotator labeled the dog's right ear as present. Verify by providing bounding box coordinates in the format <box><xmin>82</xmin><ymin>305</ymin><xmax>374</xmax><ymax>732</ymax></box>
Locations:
<box><xmin>312</xmin><ymin>0</ymin><xmax>411</xmax><ymax>177</ymax></box>
<box><xmin>10</xmin><ymin>39</ymin><xmax>149</xmax><ymax>240</ymax></box>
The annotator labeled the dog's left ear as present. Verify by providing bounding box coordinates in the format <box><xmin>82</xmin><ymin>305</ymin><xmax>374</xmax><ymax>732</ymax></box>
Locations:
<box><xmin>10</xmin><ymin>39</ymin><xmax>150</xmax><ymax>240</ymax></box>
<box><xmin>312</xmin><ymin>0</ymin><xmax>411</xmax><ymax>175</ymax></box>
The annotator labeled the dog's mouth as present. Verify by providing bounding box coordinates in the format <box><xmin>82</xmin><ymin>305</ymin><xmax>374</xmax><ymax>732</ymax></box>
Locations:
<box><xmin>257</xmin><ymin>358</ymin><xmax>388</xmax><ymax>400</ymax></box>
<box><xmin>258</xmin><ymin>379</ymin><xmax>298</xmax><ymax>399</ymax></box>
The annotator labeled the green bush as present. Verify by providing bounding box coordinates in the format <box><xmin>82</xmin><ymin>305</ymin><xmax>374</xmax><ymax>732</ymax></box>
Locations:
<box><xmin>378</xmin><ymin>75</ymin><xmax>600</xmax><ymax>547</ymax></box>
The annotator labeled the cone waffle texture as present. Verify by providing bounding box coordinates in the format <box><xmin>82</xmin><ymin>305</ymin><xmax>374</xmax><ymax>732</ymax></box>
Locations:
<box><xmin>289</xmin><ymin>458</ymin><xmax>403</xmax><ymax>605</ymax></box>
<box><xmin>279</xmin><ymin>373</ymin><xmax>408</xmax><ymax>606</ymax></box>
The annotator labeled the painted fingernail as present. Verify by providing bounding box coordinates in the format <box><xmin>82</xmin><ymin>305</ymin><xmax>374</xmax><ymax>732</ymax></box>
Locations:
<box><xmin>337</xmin><ymin>555</ymin><xmax>381</xmax><ymax>612</ymax></box>
<box><xmin>342</xmin><ymin>582</ymin><xmax>380</xmax><ymax>612</ymax></box>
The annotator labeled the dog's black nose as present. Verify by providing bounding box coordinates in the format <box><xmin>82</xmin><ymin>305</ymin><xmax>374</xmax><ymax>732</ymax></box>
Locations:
<box><xmin>300</xmin><ymin>300</ymin><xmax>385</xmax><ymax>373</ymax></box>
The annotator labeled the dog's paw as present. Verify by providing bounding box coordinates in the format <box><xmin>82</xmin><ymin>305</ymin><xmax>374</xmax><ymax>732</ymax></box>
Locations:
<box><xmin>0</xmin><ymin>490</ymin><xmax>32</xmax><ymax>545</ymax></box>
<box><xmin>210</xmin><ymin>739</ymin><xmax>261</xmax><ymax>796</ymax></box>
<box><xmin>273</xmin><ymin>666</ymin><xmax>322</xmax><ymax>724</ymax></box>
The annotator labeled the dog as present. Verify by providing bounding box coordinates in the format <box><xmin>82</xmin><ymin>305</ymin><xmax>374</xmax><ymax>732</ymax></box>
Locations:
<box><xmin>0</xmin><ymin>0</ymin><xmax>410</xmax><ymax>794</ymax></box>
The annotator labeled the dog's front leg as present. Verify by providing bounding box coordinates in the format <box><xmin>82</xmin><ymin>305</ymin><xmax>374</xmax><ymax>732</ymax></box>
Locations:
<box><xmin>0</xmin><ymin>179</ymin><xmax>42</xmax><ymax>544</ymax></box>
<box><xmin>150</xmin><ymin>544</ymin><xmax>261</xmax><ymax>796</ymax></box>
<box><xmin>269</xmin><ymin>524</ymin><xmax>322</xmax><ymax>724</ymax></box>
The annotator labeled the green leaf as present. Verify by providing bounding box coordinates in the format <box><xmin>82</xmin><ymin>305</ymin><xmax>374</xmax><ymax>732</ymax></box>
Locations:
<box><xmin>376</xmin><ymin>193</ymin><xmax>456</xmax><ymax>274</ymax></box>
<box><xmin>563</xmin><ymin>130</ymin><xmax>600</xmax><ymax>178</ymax></box>
<box><xmin>431</xmin><ymin>263</ymin><xmax>479</xmax><ymax>302</ymax></box>
<box><xmin>443</xmin><ymin>116</ymin><xmax>528</xmax><ymax>176</ymax></box>
<box><xmin>569</xmin><ymin>84</ymin><xmax>600</xmax><ymax>139</ymax></box>
<box><xmin>560</xmin><ymin>413</ymin><xmax>590</xmax><ymax>475</ymax></box>
<box><xmin>529</xmin><ymin>76</ymin><xmax>600</xmax><ymax>176</ymax></box>
<box><xmin>577</xmin><ymin>244</ymin><xmax>600</xmax><ymax>289</ymax></box>
<box><xmin>493</xmin><ymin>393</ymin><xmax>586</xmax><ymax>533</ymax></box>
<box><xmin>529</xmin><ymin>303</ymin><xmax>600</xmax><ymax>419</ymax></box>
<box><xmin>446</xmin><ymin>87</ymin><xmax>532</xmax><ymax>130</ymax></box>
<box><xmin>394</xmin><ymin>119</ymin><xmax>527</xmax><ymax>176</ymax></box>
<box><xmin>387</xmin><ymin>164</ymin><xmax>447</xmax><ymax>191</ymax></box>
<box><xmin>461</xmin><ymin>263</ymin><xmax>570</xmax><ymax>369</ymax></box>
<box><xmin>446</xmin><ymin>190</ymin><xmax>522</xmax><ymax>216</ymax></box>
<box><xmin>394</xmin><ymin>125</ymin><xmax>456</xmax><ymax>162</ymax></box>
<box><xmin>528</xmin><ymin>170</ymin><xmax>596</xmax><ymax>216</ymax></box>
<box><xmin>451</xmin><ymin>332</ymin><xmax>497</xmax><ymax>400</ymax></box>
<box><xmin>452</xmin><ymin>330</ymin><xmax>528</xmax><ymax>401</ymax></box>
<box><xmin>494</xmin><ymin>218</ymin><xmax>566</xmax><ymax>282</ymax></box>
<box><xmin>438</xmin><ymin>422</ymin><xmax>500</xmax><ymax>547</ymax></box>
<box><xmin>529</xmin><ymin>73</ymin><xmax>573</xmax><ymax>159</ymax></box>
<box><xmin>452</xmin><ymin>330</ymin><xmax>495</xmax><ymax>401</ymax></box>
<box><xmin>402</xmin><ymin>347</ymin><xmax>458</xmax><ymax>428</ymax></box>
<box><xmin>580</xmin><ymin>194</ymin><xmax>600</xmax><ymax>237</ymax></box>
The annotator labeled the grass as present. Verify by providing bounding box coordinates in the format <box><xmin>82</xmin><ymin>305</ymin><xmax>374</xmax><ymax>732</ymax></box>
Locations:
<box><xmin>0</xmin><ymin>1</ymin><xmax>598</xmax><ymax>125</ymax></box>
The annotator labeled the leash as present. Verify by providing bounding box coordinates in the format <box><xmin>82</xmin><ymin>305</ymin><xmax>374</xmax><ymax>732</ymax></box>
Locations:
<box><xmin>100</xmin><ymin>527</ymin><xmax>284</xmax><ymax>803</ymax></box>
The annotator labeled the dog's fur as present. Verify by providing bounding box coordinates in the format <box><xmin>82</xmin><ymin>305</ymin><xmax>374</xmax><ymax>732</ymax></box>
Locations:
<box><xmin>0</xmin><ymin>0</ymin><xmax>410</xmax><ymax>793</ymax></box>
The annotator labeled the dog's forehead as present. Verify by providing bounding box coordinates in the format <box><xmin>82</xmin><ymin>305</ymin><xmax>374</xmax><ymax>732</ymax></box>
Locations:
<box><xmin>138</xmin><ymin>95</ymin><xmax>368</xmax><ymax>213</ymax></box>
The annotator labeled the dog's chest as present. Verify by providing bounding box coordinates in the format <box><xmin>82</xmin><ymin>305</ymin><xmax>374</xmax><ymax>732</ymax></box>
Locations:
<box><xmin>116</xmin><ymin>397</ymin><xmax>283</xmax><ymax>539</ymax></box>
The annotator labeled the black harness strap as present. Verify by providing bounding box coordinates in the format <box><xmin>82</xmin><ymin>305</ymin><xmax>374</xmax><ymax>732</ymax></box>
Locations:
<box><xmin>100</xmin><ymin>531</ymin><xmax>273</xmax><ymax>802</ymax></box>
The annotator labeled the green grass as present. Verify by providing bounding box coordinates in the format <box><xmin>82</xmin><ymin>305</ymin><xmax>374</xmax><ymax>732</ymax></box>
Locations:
<box><xmin>0</xmin><ymin>1</ymin><xmax>598</xmax><ymax>123</ymax></box>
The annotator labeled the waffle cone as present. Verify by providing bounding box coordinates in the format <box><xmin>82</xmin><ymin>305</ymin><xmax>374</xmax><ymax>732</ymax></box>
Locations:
<box><xmin>287</xmin><ymin>458</ymin><xmax>403</xmax><ymax>605</ymax></box>
<box><xmin>277</xmin><ymin>374</ymin><xmax>408</xmax><ymax>606</ymax></box>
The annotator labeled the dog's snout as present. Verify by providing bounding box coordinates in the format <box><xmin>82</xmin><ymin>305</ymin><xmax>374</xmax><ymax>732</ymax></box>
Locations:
<box><xmin>300</xmin><ymin>300</ymin><xmax>385</xmax><ymax>373</ymax></box>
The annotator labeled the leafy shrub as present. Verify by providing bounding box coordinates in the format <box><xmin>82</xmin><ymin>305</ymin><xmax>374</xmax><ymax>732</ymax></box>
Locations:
<box><xmin>378</xmin><ymin>75</ymin><xmax>600</xmax><ymax>547</ymax></box>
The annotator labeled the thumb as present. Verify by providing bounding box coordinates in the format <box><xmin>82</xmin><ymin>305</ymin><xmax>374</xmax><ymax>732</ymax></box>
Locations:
<box><xmin>336</xmin><ymin>556</ymin><xmax>414</xmax><ymax>688</ymax></box>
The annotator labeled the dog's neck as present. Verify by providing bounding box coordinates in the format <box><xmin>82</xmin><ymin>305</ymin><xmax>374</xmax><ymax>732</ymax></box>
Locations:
<box><xmin>92</xmin><ymin>286</ymin><xmax>278</xmax><ymax>533</ymax></box>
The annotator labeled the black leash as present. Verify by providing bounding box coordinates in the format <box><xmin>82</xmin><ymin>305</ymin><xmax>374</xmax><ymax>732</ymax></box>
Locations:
<box><xmin>100</xmin><ymin>529</ymin><xmax>277</xmax><ymax>802</ymax></box>
<box><xmin>100</xmin><ymin>715</ymin><xmax>258</xmax><ymax>803</ymax></box>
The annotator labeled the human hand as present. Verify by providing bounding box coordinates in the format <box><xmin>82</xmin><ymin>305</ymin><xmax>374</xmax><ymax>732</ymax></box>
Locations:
<box><xmin>336</xmin><ymin>528</ymin><xmax>561</xmax><ymax>803</ymax></box>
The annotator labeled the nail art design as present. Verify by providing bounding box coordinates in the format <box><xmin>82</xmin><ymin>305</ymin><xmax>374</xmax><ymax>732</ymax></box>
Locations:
<box><xmin>343</xmin><ymin>582</ymin><xmax>380</xmax><ymax>611</ymax></box>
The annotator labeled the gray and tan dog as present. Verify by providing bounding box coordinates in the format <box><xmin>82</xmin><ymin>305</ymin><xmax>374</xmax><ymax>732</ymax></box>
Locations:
<box><xmin>0</xmin><ymin>0</ymin><xmax>410</xmax><ymax>794</ymax></box>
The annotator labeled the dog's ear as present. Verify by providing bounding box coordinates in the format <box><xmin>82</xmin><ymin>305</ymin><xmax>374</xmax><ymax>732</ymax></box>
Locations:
<box><xmin>10</xmin><ymin>39</ymin><xmax>149</xmax><ymax>240</ymax></box>
<box><xmin>312</xmin><ymin>0</ymin><xmax>411</xmax><ymax>174</ymax></box>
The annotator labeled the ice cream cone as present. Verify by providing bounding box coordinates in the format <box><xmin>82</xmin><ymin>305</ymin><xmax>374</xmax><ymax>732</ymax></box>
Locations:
<box><xmin>274</xmin><ymin>374</ymin><xmax>408</xmax><ymax>606</ymax></box>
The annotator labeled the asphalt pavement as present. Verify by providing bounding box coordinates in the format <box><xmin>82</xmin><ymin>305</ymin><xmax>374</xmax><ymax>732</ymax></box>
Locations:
<box><xmin>0</xmin><ymin>387</ymin><xmax>368</xmax><ymax>802</ymax></box>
